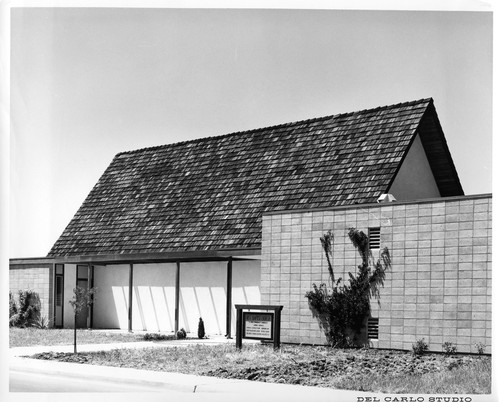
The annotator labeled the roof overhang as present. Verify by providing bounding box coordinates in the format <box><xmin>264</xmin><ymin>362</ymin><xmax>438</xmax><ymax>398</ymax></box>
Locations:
<box><xmin>50</xmin><ymin>247</ymin><xmax>261</xmax><ymax>265</ymax></box>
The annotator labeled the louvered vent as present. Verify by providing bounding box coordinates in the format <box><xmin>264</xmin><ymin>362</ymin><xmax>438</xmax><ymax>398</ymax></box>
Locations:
<box><xmin>367</xmin><ymin>317</ymin><xmax>379</xmax><ymax>339</ymax></box>
<box><xmin>368</xmin><ymin>227</ymin><xmax>381</xmax><ymax>249</ymax></box>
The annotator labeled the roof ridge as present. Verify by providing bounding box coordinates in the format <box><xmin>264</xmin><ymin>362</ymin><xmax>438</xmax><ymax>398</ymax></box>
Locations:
<box><xmin>116</xmin><ymin>97</ymin><xmax>433</xmax><ymax>157</ymax></box>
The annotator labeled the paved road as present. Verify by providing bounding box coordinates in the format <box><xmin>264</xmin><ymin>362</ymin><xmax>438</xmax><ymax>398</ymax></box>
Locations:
<box><xmin>10</xmin><ymin>367</ymin><xmax>190</xmax><ymax>393</ymax></box>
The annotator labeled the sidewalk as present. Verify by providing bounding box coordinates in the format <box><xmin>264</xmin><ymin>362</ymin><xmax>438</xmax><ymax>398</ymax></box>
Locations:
<box><xmin>9</xmin><ymin>337</ymin><xmax>362</xmax><ymax>400</ymax></box>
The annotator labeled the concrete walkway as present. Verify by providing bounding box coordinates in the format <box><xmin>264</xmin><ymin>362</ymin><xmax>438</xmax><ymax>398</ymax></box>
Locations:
<box><xmin>8</xmin><ymin>336</ymin><xmax>363</xmax><ymax>400</ymax></box>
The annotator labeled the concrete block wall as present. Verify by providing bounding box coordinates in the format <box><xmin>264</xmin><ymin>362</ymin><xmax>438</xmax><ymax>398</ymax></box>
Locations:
<box><xmin>261</xmin><ymin>194</ymin><xmax>492</xmax><ymax>353</ymax></box>
<box><xmin>9</xmin><ymin>259</ymin><xmax>54</xmax><ymax>326</ymax></box>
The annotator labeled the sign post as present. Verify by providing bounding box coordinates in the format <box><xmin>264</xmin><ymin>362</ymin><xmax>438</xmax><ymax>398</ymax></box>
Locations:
<box><xmin>235</xmin><ymin>304</ymin><xmax>283</xmax><ymax>350</ymax></box>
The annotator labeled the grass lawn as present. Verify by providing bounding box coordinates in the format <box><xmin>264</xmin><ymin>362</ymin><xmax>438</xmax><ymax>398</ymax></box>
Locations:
<box><xmin>9</xmin><ymin>327</ymin><xmax>148</xmax><ymax>347</ymax></box>
<box><xmin>30</xmin><ymin>343</ymin><xmax>491</xmax><ymax>394</ymax></box>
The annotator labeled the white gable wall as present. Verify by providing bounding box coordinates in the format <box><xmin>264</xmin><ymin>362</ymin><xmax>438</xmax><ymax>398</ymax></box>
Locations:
<box><xmin>388</xmin><ymin>133</ymin><xmax>441</xmax><ymax>201</ymax></box>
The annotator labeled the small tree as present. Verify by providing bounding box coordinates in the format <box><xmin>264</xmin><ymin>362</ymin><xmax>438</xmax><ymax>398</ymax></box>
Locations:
<box><xmin>68</xmin><ymin>286</ymin><xmax>97</xmax><ymax>353</ymax></box>
<box><xmin>305</xmin><ymin>228</ymin><xmax>391</xmax><ymax>347</ymax></box>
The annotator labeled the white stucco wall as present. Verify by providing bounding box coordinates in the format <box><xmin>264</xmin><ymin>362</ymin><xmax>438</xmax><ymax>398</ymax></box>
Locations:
<box><xmin>179</xmin><ymin>262</ymin><xmax>227</xmax><ymax>334</ymax></box>
<box><xmin>132</xmin><ymin>263</ymin><xmax>177</xmax><ymax>332</ymax></box>
<box><xmin>88</xmin><ymin>259</ymin><xmax>261</xmax><ymax>334</ymax></box>
<box><xmin>231</xmin><ymin>260</ymin><xmax>261</xmax><ymax>334</ymax></box>
<box><xmin>63</xmin><ymin>264</ymin><xmax>76</xmax><ymax>328</ymax></box>
<box><xmin>93</xmin><ymin>264</ymin><xmax>129</xmax><ymax>329</ymax></box>
<box><xmin>388</xmin><ymin>133</ymin><xmax>441</xmax><ymax>200</ymax></box>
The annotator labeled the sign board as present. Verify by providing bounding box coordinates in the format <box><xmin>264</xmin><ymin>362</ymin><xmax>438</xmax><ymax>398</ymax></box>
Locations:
<box><xmin>235</xmin><ymin>304</ymin><xmax>283</xmax><ymax>350</ymax></box>
<box><xmin>243</xmin><ymin>312</ymin><xmax>274</xmax><ymax>340</ymax></box>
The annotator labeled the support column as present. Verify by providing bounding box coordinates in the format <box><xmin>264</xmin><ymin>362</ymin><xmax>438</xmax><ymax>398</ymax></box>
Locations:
<box><xmin>128</xmin><ymin>263</ymin><xmax>133</xmax><ymax>332</ymax></box>
<box><xmin>226</xmin><ymin>257</ymin><xmax>233</xmax><ymax>338</ymax></box>
<box><xmin>235</xmin><ymin>306</ymin><xmax>242</xmax><ymax>349</ymax></box>
<box><xmin>51</xmin><ymin>263</ymin><xmax>56</xmax><ymax>329</ymax></box>
<box><xmin>175</xmin><ymin>261</ymin><xmax>180</xmax><ymax>333</ymax></box>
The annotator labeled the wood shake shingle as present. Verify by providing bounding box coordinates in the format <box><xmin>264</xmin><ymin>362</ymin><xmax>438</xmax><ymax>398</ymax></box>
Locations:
<box><xmin>48</xmin><ymin>98</ymin><xmax>463</xmax><ymax>257</ymax></box>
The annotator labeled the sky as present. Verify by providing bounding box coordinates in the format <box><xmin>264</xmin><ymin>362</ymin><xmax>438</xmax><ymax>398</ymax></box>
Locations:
<box><xmin>7</xmin><ymin>4</ymin><xmax>493</xmax><ymax>258</ymax></box>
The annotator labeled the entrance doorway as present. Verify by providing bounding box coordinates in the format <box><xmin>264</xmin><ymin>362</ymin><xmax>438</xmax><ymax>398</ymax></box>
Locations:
<box><xmin>76</xmin><ymin>265</ymin><xmax>89</xmax><ymax>328</ymax></box>
<box><xmin>54</xmin><ymin>264</ymin><xmax>64</xmax><ymax>328</ymax></box>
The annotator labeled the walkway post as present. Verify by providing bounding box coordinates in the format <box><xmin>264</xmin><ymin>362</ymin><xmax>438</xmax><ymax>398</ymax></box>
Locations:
<box><xmin>226</xmin><ymin>257</ymin><xmax>233</xmax><ymax>338</ymax></box>
<box><xmin>175</xmin><ymin>261</ymin><xmax>180</xmax><ymax>333</ymax></box>
<box><xmin>128</xmin><ymin>264</ymin><xmax>133</xmax><ymax>332</ymax></box>
<box><xmin>235</xmin><ymin>307</ymin><xmax>243</xmax><ymax>349</ymax></box>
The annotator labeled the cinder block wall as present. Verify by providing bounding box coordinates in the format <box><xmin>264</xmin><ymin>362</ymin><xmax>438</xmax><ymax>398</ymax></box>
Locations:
<box><xmin>9</xmin><ymin>260</ymin><xmax>54</xmax><ymax>326</ymax></box>
<box><xmin>261</xmin><ymin>194</ymin><xmax>492</xmax><ymax>353</ymax></box>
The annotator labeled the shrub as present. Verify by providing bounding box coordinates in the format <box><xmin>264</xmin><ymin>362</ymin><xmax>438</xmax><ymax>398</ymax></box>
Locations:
<box><xmin>144</xmin><ymin>333</ymin><xmax>158</xmax><ymax>341</ymax></box>
<box><xmin>305</xmin><ymin>228</ymin><xmax>391</xmax><ymax>347</ymax></box>
<box><xmin>32</xmin><ymin>315</ymin><xmax>50</xmax><ymax>329</ymax></box>
<box><xmin>10</xmin><ymin>290</ymin><xmax>42</xmax><ymax>328</ymax></box>
<box><xmin>143</xmin><ymin>333</ymin><xmax>173</xmax><ymax>341</ymax></box>
<box><xmin>412</xmin><ymin>338</ymin><xmax>429</xmax><ymax>356</ymax></box>
<box><xmin>198</xmin><ymin>318</ymin><xmax>206</xmax><ymax>339</ymax></box>
<box><xmin>442</xmin><ymin>341</ymin><xmax>457</xmax><ymax>356</ymax></box>
<box><xmin>9</xmin><ymin>292</ymin><xmax>18</xmax><ymax>327</ymax></box>
<box><xmin>176</xmin><ymin>328</ymin><xmax>187</xmax><ymax>339</ymax></box>
<box><xmin>475</xmin><ymin>342</ymin><xmax>486</xmax><ymax>355</ymax></box>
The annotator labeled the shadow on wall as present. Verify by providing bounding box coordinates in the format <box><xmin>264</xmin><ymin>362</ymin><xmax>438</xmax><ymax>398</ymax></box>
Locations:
<box><xmin>93</xmin><ymin>264</ymin><xmax>128</xmax><ymax>329</ymax></box>
<box><xmin>179</xmin><ymin>262</ymin><xmax>227</xmax><ymax>334</ymax></box>
<box><xmin>92</xmin><ymin>261</ymin><xmax>261</xmax><ymax>333</ymax></box>
<box><xmin>133</xmin><ymin>284</ymin><xmax>176</xmax><ymax>332</ymax></box>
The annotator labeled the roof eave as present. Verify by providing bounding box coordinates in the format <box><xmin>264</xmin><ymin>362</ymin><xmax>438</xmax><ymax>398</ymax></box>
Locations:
<box><xmin>50</xmin><ymin>247</ymin><xmax>262</xmax><ymax>265</ymax></box>
<box><xmin>418</xmin><ymin>100</ymin><xmax>465</xmax><ymax>197</ymax></box>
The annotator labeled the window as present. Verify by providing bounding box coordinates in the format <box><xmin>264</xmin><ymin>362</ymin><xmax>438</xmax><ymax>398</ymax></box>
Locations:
<box><xmin>77</xmin><ymin>265</ymin><xmax>89</xmax><ymax>280</ymax></box>
<box><xmin>367</xmin><ymin>317</ymin><xmax>379</xmax><ymax>340</ymax></box>
<box><xmin>55</xmin><ymin>276</ymin><xmax>63</xmax><ymax>307</ymax></box>
<box><xmin>368</xmin><ymin>227</ymin><xmax>381</xmax><ymax>249</ymax></box>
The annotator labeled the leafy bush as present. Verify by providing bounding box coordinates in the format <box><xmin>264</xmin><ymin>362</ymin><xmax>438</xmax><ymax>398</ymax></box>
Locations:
<box><xmin>412</xmin><ymin>338</ymin><xmax>429</xmax><ymax>355</ymax></box>
<box><xmin>9</xmin><ymin>290</ymin><xmax>42</xmax><ymax>328</ymax></box>
<box><xmin>198</xmin><ymin>317</ymin><xmax>206</xmax><ymax>339</ymax></box>
<box><xmin>176</xmin><ymin>328</ymin><xmax>187</xmax><ymax>339</ymax></box>
<box><xmin>442</xmin><ymin>341</ymin><xmax>457</xmax><ymax>355</ymax></box>
<box><xmin>475</xmin><ymin>342</ymin><xmax>486</xmax><ymax>355</ymax></box>
<box><xmin>305</xmin><ymin>228</ymin><xmax>391</xmax><ymax>347</ymax></box>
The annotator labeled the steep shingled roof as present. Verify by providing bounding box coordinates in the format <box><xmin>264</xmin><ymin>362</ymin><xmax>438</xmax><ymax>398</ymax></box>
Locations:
<box><xmin>48</xmin><ymin>98</ymin><xmax>463</xmax><ymax>257</ymax></box>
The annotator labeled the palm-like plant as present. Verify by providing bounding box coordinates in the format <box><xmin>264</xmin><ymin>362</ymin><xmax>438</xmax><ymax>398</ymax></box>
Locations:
<box><xmin>306</xmin><ymin>228</ymin><xmax>390</xmax><ymax>347</ymax></box>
